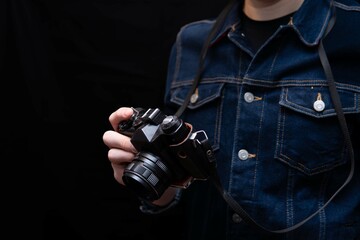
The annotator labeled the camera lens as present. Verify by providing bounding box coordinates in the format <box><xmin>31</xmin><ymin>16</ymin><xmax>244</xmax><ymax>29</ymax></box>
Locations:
<box><xmin>123</xmin><ymin>152</ymin><xmax>173</xmax><ymax>201</ymax></box>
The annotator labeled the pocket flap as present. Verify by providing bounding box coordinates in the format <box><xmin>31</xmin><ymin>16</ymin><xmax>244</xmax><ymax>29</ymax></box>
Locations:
<box><xmin>170</xmin><ymin>83</ymin><xmax>225</xmax><ymax>109</ymax></box>
<box><xmin>279</xmin><ymin>87</ymin><xmax>360</xmax><ymax>118</ymax></box>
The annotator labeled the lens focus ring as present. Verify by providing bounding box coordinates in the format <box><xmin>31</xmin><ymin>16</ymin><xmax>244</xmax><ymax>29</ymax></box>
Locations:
<box><xmin>123</xmin><ymin>152</ymin><xmax>173</xmax><ymax>201</ymax></box>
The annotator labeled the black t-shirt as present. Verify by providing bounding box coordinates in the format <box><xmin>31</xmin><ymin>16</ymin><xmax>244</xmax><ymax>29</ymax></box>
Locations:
<box><xmin>241</xmin><ymin>12</ymin><xmax>294</xmax><ymax>51</ymax></box>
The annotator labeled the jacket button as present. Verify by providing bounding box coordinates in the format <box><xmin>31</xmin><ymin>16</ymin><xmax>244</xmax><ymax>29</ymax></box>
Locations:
<box><xmin>238</xmin><ymin>149</ymin><xmax>249</xmax><ymax>160</ymax></box>
<box><xmin>232</xmin><ymin>213</ymin><xmax>242</xmax><ymax>223</ymax></box>
<box><xmin>190</xmin><ymin>93</ymin><xmax>198</xmax><ymax>104</ymax></box>
<box><xmin>313</xmin><ymin>99</ymin><xmax>325</xmax><ymax>112</ymax></box>
<box><xmin>244</xmin><ymin>92</ymin><xmax>255</xmax><ymax>103</ymax></box>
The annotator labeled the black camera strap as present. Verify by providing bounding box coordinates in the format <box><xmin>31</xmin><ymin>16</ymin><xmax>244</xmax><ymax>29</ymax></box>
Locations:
<box><xmin>175</xmin><ymin>0</ymin><xmax>236</xmax><ymax>118</ymax></box>
<box><xmin>176</xmin><ymin>0</ymin><xmax>355</xmax><ymax>235</ymax></box>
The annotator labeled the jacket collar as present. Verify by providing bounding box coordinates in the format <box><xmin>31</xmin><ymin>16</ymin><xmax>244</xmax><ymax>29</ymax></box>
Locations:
<box><xmin>211</xmin><ymin>0</ymin><xmax>334</xmax><ymax>46</ymax></box>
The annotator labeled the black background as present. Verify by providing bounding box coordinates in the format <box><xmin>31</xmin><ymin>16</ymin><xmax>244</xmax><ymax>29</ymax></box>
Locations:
<box><xmin>1</xmin><ymin>0</ymin><xmax>226</xmax><ymax>239</ymax></box>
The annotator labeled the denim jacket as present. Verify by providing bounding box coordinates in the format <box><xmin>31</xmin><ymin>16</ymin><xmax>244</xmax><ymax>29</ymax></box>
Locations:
<box><xmin>162</xmin><ymin>0</ymin><xmax>360</xmax><ymax>239</ymax></box>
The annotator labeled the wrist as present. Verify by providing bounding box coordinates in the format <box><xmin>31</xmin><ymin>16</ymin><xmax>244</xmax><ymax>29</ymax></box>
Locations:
<box><xmin>139</xmin><ymin>188</ymin><xmax>182</xmax><ymax>214</ymax></box>
<box><xmin>152</xmin><ymin>187</ymin><xmax>178</xmax><ymax>206</ymax></box>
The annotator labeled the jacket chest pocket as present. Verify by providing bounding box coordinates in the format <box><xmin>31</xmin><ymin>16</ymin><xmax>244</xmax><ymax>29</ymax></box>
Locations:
<box><xmin>275</xmin><ymin>87</ymin><xmax>359</xmax><ymax>175</ymax></box>
<box><xmin>169</xmin><ymin>82</ymin><xmax>225</xmax><ymax>150</ymax></box>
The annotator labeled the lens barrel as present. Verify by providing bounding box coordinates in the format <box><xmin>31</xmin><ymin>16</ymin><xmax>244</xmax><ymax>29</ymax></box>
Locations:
<box><xmin>122</xmin><ymin>152</ymin><xmax>173</xmax><ymax>201</ymax></box>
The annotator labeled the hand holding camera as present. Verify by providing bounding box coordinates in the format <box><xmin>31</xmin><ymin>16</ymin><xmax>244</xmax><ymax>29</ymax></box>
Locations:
<box><xmin>118</xmin><ymin>108</ymin><xmax>216</xmax><ymax>201</ymax></box>
<box><xmin>102</xmin><ymin>107</ymin><xmax>138</xmax><ymax>186</ymax></box>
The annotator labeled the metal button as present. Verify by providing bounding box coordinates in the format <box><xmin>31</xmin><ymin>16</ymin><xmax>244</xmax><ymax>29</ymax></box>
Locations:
<box><xmin>232</xmin><ymin>213</ymin><xmax>242</xmax><ymax>223</ymax></box>
<box><xmin>190</xmin><ymin>93</ymin><xmax>198</xmax><ymax>104</ymax></box>
<box><xmin>244</xmin><ymin>92</ymin><xmax>255</xmax><ymax>103</ymax></box>
<box><xmin>313</xmin><ymin>99</ymin><xmax>325</xmax><ymax>112</ymax></box>
<box><xmin>238</xmin><ymin>149</ymin><xmax>249</xmax><ymax>161</ymax></box>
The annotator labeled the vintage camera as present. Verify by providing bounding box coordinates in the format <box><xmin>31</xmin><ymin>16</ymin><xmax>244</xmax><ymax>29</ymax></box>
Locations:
<box><xmin>118</xmin><ymin>108</ymin><xmax>216</xmax><ymax>201</ymax></box>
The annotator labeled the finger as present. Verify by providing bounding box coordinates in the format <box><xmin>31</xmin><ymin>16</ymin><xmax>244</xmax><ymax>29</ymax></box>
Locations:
<box><xmin>109</xmin><ymin>107</ymin><xmax>134</xmax><ymax>130</ymax></box>
<box><xmin>111</xmin><ymin>163</ymin><xmax>126</xmax><ymax>185</ymax></box>
<box><xmin>107</xmin><ymin>148</ymin><xmax>136</xmax><ymax>165</ymax></box>
<box><xmin>103</xmin><ymin>130</ymin><xmax>137</xmax><ymax>153</ymax></box>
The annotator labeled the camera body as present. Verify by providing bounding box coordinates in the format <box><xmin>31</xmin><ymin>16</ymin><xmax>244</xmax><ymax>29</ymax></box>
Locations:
<box><xmin>118</xmin><ymin>108</ymin><xmax>216</xmax><ymax>201</ymax></box>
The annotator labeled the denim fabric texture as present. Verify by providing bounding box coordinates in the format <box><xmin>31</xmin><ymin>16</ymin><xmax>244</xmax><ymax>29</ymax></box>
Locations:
<box><xmin>162</xmin><ymin>0</ymin><xmax>360</xmax><ymax>239</ymax></box>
